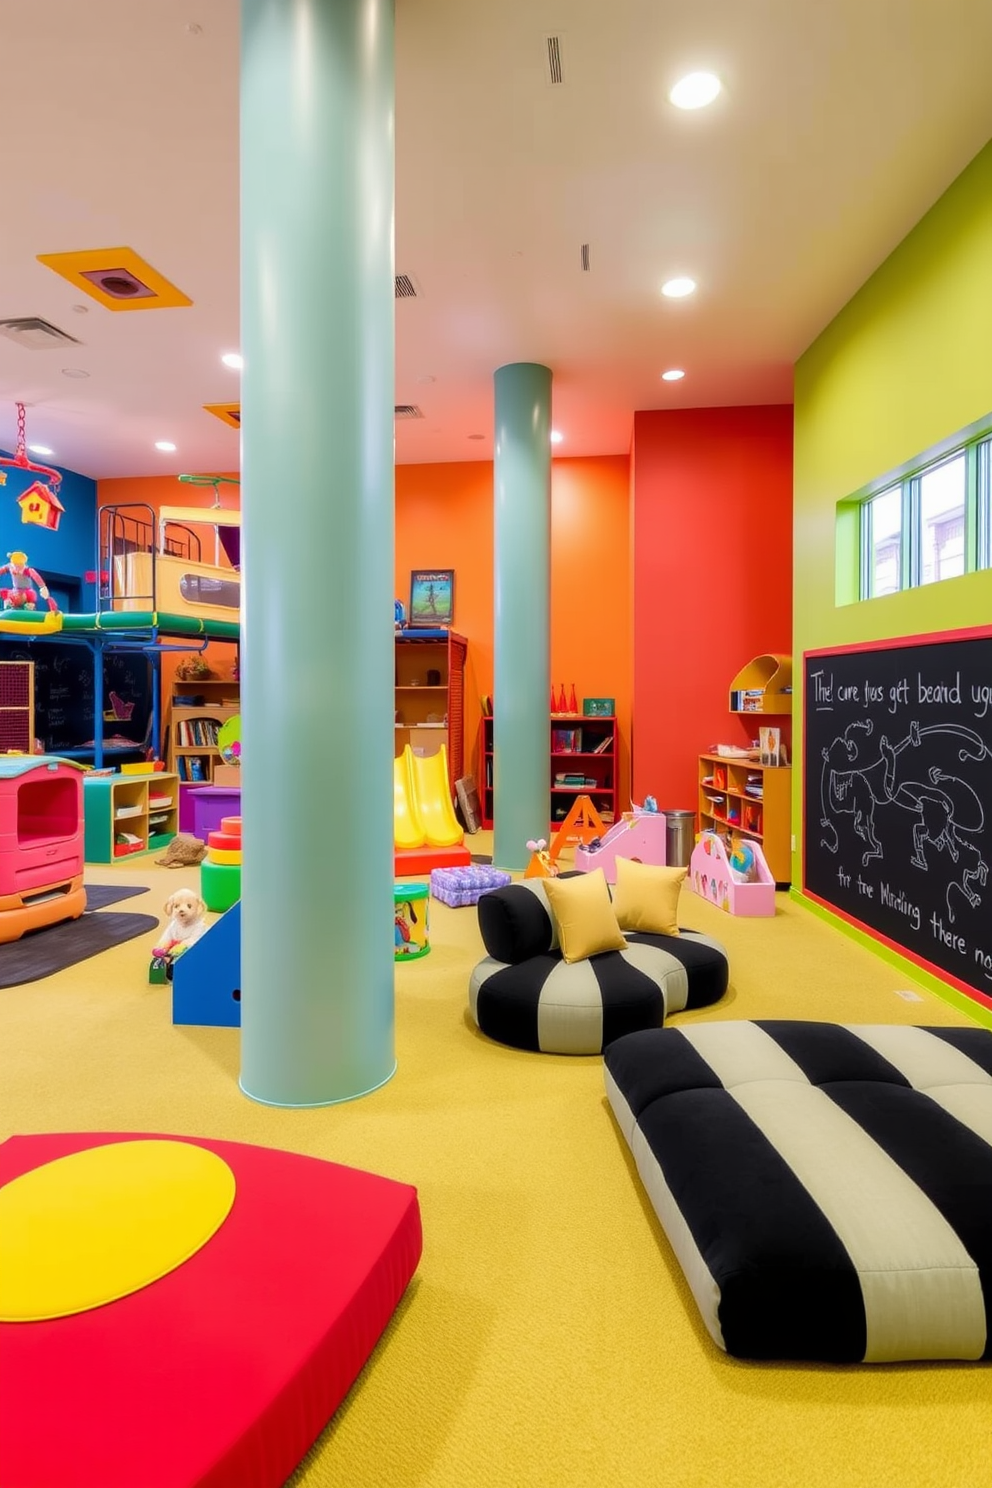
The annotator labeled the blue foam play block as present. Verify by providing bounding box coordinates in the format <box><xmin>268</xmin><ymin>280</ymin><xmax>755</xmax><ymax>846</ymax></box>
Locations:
<box><xmin>171</xmin><ymin>900</ymin><xmax>241</xmax><ymax>1027</ymax></box>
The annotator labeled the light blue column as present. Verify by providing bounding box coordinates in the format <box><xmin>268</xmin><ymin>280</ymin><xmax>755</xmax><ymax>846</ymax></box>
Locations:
<box><xmin>493</xmin><ymin>363</ymin><xmax>552</xmax><ymax>871</ymax></box>
<box><xmin>239</xmin><ymin>0</ymin><xmax>395</xmax><ymax>1106</ymax></box>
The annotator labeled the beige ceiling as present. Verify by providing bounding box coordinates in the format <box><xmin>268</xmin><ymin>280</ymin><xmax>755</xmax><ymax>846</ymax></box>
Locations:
<box><xmin>1</xmin><ymin>0</ymin><xmax>991</xmax><ymax>480</ymax></box>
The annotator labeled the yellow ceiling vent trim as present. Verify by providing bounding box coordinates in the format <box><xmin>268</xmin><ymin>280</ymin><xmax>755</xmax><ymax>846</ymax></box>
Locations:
<box><xmin>204</xmin><ymin>403</ymin><xmax>241</xmax><ymax>429</ymax></box>
<box><xmin>36</xmin><ymin>248</ymin><xmax>193</xmax><ymax>311</ymax></box>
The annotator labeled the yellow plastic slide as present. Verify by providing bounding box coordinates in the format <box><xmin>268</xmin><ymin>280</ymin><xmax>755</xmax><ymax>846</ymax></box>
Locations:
<box><xmin>393</xmin><ymin>744</ymin><xmax>464</xmax><ymax>849</ymax></box>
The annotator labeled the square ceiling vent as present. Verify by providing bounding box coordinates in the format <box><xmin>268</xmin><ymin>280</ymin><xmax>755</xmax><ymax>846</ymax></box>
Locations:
<box><xmin>37</xmin><ymin>247</ymin><xmax>192</xmax><ymax>311</ymax></box>
<box><xmin>0</xmin><ymin>316</ymin><xmax>80</xmax><ymax>350</ymax></box>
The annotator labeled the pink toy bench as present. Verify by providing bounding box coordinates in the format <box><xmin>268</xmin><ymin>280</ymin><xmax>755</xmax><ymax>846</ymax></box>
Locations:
<box><xmin>573</xmin><ymin>808</ymin><xmax>666</xmax><ymax>883</ymax></box>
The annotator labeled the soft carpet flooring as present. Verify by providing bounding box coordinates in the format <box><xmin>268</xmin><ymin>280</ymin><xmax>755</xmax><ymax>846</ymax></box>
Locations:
<box><xmin>0</xmin><ymin>911</ymin><xmax>159</xmax><ymax>989</ymax></box>
<box><xmin>84</xmin><ymin>884</ymin><xmax>150</xmax><ymax>912</ymax></box>
<box><xmin>0</xmin><ymin>840</ymin><xmax>988</xmax><ymax>1488</ymax></box>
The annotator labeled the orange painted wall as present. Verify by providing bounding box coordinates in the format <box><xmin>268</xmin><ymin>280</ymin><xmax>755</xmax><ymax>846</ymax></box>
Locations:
<box><xmin>630</xmin><ymin>406</ymin><xmax>794</xmax><ymax>810</ymax></box>
<box><xmin>100</xmin><ymin>458</ymin><xmax>633</xmax><ymax>807</ymax></box>
<box><xmin>396</xmin><ymin>455</ymin><xmax>632</xmax><ymax>811</ymax></box>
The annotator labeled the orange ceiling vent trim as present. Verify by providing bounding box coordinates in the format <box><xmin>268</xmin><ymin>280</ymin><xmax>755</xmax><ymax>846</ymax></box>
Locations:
<box><xmin>204</xmin><ymin>403</ymin><xmax>241</xmax><ymax>429</ymax></box>
<box><xmin>36</xmin><ymin>248</ymin><xmax>193</xmax><ymax>311</ymax></box>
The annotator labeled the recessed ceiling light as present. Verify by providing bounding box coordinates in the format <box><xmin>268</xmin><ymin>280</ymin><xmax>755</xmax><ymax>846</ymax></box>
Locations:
<box><xmin>221</xmin><ymin>352</ymin><xmax>243</xmax><ymax>370</ymax></box>
<box><xmin>669</xmin><ymin>72</ymin><xmax>722</xmax><ymax>110</ymax></box>
<box><xmin>661</xmin><ymin>277</ymin><xmax>696</xmax><ymax>299</ymax></box>
<box><xmin>61</xmin><ymin>367</ymin><xmax>90</xmax><ymax>378</ymax></box>
<box><xmin>28</xmin><ymin>443</ymin><xmax>54</xmax><ymax>455</ymax></box>
<box><xmin>154</xmin><ymin>440</ymin><xmax>177</xmax><ymax>453</ymax></box>
<box><xmin>550</xmin><ymin>430</ymin><xmax>564</xmax><ymax>445</ymax></box>
<box><xmin>661</xmin><ymin>369</ymin><xmax>685</xmax><ymax>382</ymax></box>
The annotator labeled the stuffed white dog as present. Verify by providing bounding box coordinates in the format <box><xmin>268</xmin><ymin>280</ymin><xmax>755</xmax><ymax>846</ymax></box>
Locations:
<box><xmin>153</xmin><ymin>888</ymin><xmax>207</xmax><ymax>959</ymax></box>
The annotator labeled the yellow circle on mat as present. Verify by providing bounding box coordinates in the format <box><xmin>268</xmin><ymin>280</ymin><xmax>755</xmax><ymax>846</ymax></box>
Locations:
<box><xmin>0</xmin><ymin>1140</ymin><xmax>236</xmax><ymax>1322</ymax></box>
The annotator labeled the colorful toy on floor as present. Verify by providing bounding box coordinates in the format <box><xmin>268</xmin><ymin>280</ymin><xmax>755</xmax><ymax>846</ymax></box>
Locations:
<box><xmin>394</xmin><ymin>882</ymin><xmax>430</xmax><ymax>960</ymax></box>
<box><xmin>547</xmin><ymin>794</ymin><xmax>607</xmax><ymax>865</ymax></box>
<box><xmin>524</xmin><ymin>838</ymin><xmax>558</xmax><ymax>879</ymax></box>
<box><xmin>574</xmin><ymin>805</ymin><xmax>668</xmax><ymax>883</ymax></box>
<box><xmin>688</xmin><ymin>831</ymin><xmax>776</xmax><ymax>916</ymax></box>
<box><xmin>172</xmin><ymin>900</ymin><xmax>242</xmax><ymax>1025</ymax></box>
<box><xmin>0</xmin><ymin>755</ymin><xmax>86</xmax><ymax>943</ymax></box>
<box><xmin>201</xmin><ymin>815</ymin><xmax>241</xmax><ymax>912</ymax></box>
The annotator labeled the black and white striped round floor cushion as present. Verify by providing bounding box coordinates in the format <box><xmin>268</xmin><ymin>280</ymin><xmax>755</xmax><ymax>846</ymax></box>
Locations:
<box><xmin>469</xmin><ymin>880</ymin><xmax>728</xmax><ymax>1054</ymax></box>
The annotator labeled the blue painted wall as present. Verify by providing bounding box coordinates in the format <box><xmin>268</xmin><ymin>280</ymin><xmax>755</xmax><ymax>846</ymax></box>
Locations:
<box><xmin>0</xmin><ymin>452</ymin><xmax>98</xmax><ymax>611</ymax></box>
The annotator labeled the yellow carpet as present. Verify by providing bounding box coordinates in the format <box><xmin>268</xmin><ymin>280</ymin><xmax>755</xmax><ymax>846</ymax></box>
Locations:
<box><xmin>0</xmin><ymin>845</ymin><xmax>988</xmax><ymax>1487</ymax></box>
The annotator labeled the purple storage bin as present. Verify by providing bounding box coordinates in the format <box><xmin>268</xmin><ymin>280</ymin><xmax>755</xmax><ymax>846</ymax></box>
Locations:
<box><xmin>188</xmin><ymin>786</ymin><xmax>242</xmax><ymax>842</ymax></box>
<box><xmin>430</xmin><ymin>864</ymin><xmax>512</xmax><ymax>908</ymax></box>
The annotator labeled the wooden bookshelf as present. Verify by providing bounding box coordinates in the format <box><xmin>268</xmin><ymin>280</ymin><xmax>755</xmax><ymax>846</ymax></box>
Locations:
<box><xmin>394</xmin><ymin>631</ymin><xmax>467</xmax><ymax>792</ymax></box>
<box><xmin>478</xmin><ymin>714</ymin><xmax>619</xmax><ymax>831</ymax></box>
<box><xmin>166</xmin><ymin>677</ymin><xmax>240</xmax><ymax>784</ymax></box>
<box><xmin>697</xmin><ymin>752</ymin><xmax>791</xmax><ymax>885</ymax></box>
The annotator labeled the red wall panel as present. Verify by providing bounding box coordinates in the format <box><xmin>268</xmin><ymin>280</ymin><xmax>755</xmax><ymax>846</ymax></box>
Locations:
<box><xmin>631</xmin><ymin>406</ymin><xmax>793</xmax><ymax>810</ymax></box>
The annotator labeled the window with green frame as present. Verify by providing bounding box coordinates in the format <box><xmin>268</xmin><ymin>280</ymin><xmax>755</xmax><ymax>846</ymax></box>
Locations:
<box><xmin>858</xmin><ymin>428</ymin><xmax>992</xmax><ymax>600</ymax></box>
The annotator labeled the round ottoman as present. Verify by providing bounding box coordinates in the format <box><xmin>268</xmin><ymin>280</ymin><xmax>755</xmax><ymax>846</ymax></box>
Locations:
<box><xmin>469</xmin><ymin>880</ymin><xmax>728</xmax><ymax>1054</ymax></box>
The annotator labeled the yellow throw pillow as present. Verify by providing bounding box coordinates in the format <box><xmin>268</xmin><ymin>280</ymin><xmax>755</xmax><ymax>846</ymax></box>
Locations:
<box><xmin>612</xmin><ymin>857</ymin><xmax>686</xmax><ymax>936</ymax></box>
<box><xmin>543</xmin><ymin>869</ymin><xmax>627</xmax><ymax>964</ymax></box>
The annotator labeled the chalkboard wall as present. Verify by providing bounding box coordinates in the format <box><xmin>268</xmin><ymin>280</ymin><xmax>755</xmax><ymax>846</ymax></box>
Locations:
<box><xmin>0</xmin><ymin>639</ymin><xmax>150</xmax><ymax>753</ymax></box>
<box><xmin>804</xmin><ymin>628</ymin><xmax>992</xmax><ymax>1006</ymax></box>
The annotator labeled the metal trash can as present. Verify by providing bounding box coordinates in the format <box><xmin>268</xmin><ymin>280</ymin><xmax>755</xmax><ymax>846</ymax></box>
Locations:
<box><xmin>664</xmin><ymin>809</ymin><xmax>696</xmax><ymax>868</ymax></box>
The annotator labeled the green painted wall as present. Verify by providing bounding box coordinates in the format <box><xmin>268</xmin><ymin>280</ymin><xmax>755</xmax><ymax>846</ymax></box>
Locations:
<box><xmin>793</xmin><ymin>137</ymin><xmax>992</xmax><ymax>1020</ymax></box>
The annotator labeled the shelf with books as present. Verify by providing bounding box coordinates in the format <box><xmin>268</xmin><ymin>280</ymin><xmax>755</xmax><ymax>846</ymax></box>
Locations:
<box><xmin>728</xmin><ymin>654</ymin><xmax>793</xmax><ymax>715</ymax></box>
<box><xmin>697</xmin><ymin>752</ymin><xmax>791</xmax><ymax>885</ymax></box>
<box><xmin>166</xmin><ymin>677</ymin><xmax>239</xmax><ymax>784</ymax></box>
<box><xmin>478</xmin><ymin>713</ymin><xmax>618</xmax><ymax>831</ymax></box>
<box><xmin>394</xmin><ymin>631</ymin><xmax>467</xmax><ymax>792</ymax></box>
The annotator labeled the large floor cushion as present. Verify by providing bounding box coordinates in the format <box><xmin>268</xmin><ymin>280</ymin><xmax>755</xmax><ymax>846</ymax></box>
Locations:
<box><xmin>604</xmin><ymin>1020</ymin><xmax>992</xmax><ymax>1363</ymax></box>
<box><xmin>470</xmin><ymin>880</ymin><xmax>728</xmax><ymax>1054</ymax></box>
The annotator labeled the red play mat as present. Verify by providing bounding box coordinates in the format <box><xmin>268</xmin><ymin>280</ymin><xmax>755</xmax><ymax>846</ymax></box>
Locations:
<box><xmin>0</xmin><ymin>1133</ymin><xmax>422</xmax><ymax>1488</ymax></box>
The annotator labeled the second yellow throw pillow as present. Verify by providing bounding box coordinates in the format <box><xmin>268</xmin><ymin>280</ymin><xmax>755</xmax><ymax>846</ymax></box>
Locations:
<box><xmin>543</xmin><ymin>869</ymin><xmax>627</xmax><ymax>964</ymax></box>
<box><xmin>612</xmin><ymin>857</ymin><xmax>686</xmax><ymax>936</ymax></box>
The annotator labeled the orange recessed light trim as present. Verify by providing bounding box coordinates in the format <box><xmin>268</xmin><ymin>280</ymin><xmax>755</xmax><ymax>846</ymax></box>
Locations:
<box><xmin>36</xmin><ymin>248</ymin><xmax>192</xmax><ymax>312</ymax></box>
<box><xmin>203</xmin><ymin>403</ymin><xmax>241</xmax><ymax>429</ymax></box>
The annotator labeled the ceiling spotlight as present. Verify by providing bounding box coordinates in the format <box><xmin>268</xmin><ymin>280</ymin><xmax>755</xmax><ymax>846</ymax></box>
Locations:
<box><xmin>669</xmin><ymin>72</ymin><xmax>721</xmax><ymax>110</ymax></box>
<box><xmin>550</xmin><ymin>430</ymin><xmax>564</xmax><ymax>445</ymax></box>
<box><xmin>661</xmin><ymin>277</ymin><xmax>696</xmax><ymax>299</ymax></box>
<box><xmin>154</xmin><ymin>440</ymin><xmax>177</xmax><ymax>453</ymax></box>
<box><xmin>28</xmin><ymin>443</ymin><xmax>54</xmax><ymax>455</ymax></box>
<box><xmin>661</xmin><ymin>369</ymin><xmax>685</xmax><ymax>382</ymax></box>
<box><xmin>221</xmin><ymin>352</ymin><xmax>243</xmax><ymax>370</ymax></box>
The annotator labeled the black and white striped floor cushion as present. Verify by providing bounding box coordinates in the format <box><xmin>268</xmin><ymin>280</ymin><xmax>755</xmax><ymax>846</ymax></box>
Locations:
<box><xmin>469</xmin><ymin>881</ymin><xmax>728</xmax><ymax>1054</ymax></box>
<box><xmin>604</xmin><ymin>1020</ymin><xmax>992</xmax><ymax>1362</ymax></box>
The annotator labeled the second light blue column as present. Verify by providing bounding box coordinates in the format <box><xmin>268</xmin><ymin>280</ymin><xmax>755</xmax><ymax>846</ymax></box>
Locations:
<box><xmin>493</xmin><ymin>363</ymin><xmax>552</xmax><ymax>871</ymax></box>
<box><xmin>239</xmin><ymin>0</ymin><xmax>396</xmax><ymax>1106</ymax></box>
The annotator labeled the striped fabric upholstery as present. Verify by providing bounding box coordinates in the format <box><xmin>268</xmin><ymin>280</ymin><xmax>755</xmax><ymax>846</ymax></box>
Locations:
<box><xmin>604</xmin><ymin>1021</ymin><xmax>992</xmax><ymax>1362</ymax></box>
<box><xmin>470</xmin><ymin>930</ymin><xmax>728</xmax><ymax>1054</ymax></box>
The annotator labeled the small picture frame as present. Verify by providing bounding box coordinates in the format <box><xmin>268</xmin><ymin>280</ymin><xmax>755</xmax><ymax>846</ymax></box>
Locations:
<box><xmin>410</xmin><ymin>569</ymin><xmax>454</xmax><ymax>628</ymax></box>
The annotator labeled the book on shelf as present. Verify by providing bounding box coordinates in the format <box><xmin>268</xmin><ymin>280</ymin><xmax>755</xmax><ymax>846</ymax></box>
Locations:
<box><xmin>591</xmin><ymin>734</ymin><xmax>612</xmax><ymax>754</ymax></box>
<box><xmin>551</xmin><ymin>727</ymin><xmax>581</xmax><ymax>754</ymax></box>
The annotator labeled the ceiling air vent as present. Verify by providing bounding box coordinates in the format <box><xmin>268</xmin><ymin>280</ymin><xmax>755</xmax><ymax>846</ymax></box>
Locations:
<box><xmin>394</xmin><ymin>405</ymin><xmax>424</xmax><ymax>420</ymax></box>
<box><xmin>0</xmin><ymin>316</ymin><xmax>81</xmax><ymax>350</ymax></box>
<box><xmin>395</xmin><ymin>274</ymin><xmax>418</xmax><ymax>299</ymax></box>
<box><xmin>545</xmin><ymin>34</ymin><xmax>564</xmax><ymax>86</ymax></box>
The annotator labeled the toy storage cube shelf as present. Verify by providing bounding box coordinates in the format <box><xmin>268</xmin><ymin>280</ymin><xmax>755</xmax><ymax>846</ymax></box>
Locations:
<box><xmin>478</xmin><ymin>715</ymin><xmax>619</xmax><ymax>831</ymax></box>
<box><xmin>83</xmin><ymin>772</ymin><xmax>180</xmax><ymax>862</ymax></box>
<box><xmin>697</xmin><ymin>753</ymin><xmax>791</xmax><ymax>886</ymax></box>
<box><xmin>166</xmin><ymin>678</ymin><xmax>240</xmax><ymax>784</ymax></box>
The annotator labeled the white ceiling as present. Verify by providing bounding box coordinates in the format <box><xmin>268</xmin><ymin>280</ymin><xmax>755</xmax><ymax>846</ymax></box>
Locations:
<box><xmin>1</xmin><ymin>0</ymin><xmax>991</xmax><ymax>479</ymax></box>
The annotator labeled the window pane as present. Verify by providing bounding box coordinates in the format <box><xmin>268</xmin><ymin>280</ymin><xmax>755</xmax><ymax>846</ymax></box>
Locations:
<box><xmin>978</xmin><ymin>439</ymin><xmax>991</xmax><ymax>571</ymax></box>
<box><xmin>919</xmin><ymin>454</ymin><xmax>966</xmax><ymax>585</ymax></box>
<box><xmin>868</xmin><ymin>487</ymin><xmax>901</xmax><ymax>596</ymax></box>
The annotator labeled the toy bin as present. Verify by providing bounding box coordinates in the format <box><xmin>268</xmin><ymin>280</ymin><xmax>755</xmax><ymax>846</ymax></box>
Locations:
<box><xmin>689</xmin><ymin>831</ymin><xmax>776</xmax><ymax>917</ymax></box>
<box><xmin>394</xmin><ymin>882</ymin><xmax>430</xmax><ymax>960</ymax></box>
